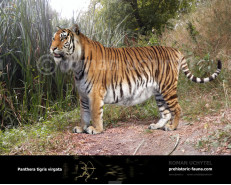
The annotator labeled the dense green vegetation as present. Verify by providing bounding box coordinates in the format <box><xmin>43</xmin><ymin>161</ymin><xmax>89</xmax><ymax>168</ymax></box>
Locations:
<box><xmin>0</xmin><ymin>0</ymin><xmax>77</xmax><ymax>130</ymax></box>
<box><xmin>0</xmin><ymin>0</ymin><xmax>230</xmax><ymax>154</ymax></box>
<box><xmin>94</xmin><ymin>0</ymin><xmax>196</xmax><ymax>35</ymax></box>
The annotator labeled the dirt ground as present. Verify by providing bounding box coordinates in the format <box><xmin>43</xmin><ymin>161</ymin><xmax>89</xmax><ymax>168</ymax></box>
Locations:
<box><xmin>55</xmin><ymin>109</ymin><xmax>231</xmax><ymax>155</ymax></box>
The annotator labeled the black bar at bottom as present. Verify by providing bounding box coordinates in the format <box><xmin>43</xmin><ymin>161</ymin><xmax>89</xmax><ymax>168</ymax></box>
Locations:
<box><xmin>0</xmin><ymin>155</ymin><xmax>230</xmax><ymax>184</ymax></box>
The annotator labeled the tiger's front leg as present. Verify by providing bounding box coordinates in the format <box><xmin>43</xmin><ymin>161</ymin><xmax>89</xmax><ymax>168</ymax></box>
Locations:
<box><xmin>73</xmin><ymin>97</ymin><xmax>91</xmax><ymax>133</ymax></box>
<box><xmin>85</xmin><ymin>91</ymin><xmax>104</xmax><ymax>134</ymax></box>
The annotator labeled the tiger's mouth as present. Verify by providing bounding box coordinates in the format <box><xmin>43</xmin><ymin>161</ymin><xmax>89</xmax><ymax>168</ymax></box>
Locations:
<box><xmin>54</xmin><ymin>52</ymin><xmax>64</xmax><ymax>58</ymax></box>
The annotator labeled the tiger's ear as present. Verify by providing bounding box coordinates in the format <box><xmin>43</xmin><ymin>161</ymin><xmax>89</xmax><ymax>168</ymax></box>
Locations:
<box><xmin>72</xmin><ymin>24</ymin><xmax>80</xmax><ymax>35</ymax></box>
<box><xmin>56</xmin><ymin>26</ymin><xmax>63</xmax><ymax>30</ymax></box>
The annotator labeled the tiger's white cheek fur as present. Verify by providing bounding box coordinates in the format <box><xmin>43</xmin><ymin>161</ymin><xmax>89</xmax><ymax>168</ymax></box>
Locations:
<box><xmin>58</xmin><ymin>39</ymin><xmax>82</xmax><ymax>72</ymax></box>
<box><xmin>70</xmin><ymin>39</ymin><xmax>82</xmax><ymax>62</ymax></box>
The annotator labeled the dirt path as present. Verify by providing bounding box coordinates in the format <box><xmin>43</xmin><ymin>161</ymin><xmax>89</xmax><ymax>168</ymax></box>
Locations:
<box><xmin>54</xmin><ymin>110</ymin><xmax>231</xmax><ymax>155</ymax></box>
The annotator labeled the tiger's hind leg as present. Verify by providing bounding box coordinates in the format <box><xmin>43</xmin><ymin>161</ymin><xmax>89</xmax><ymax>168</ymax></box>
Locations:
<box><xmin>149</xmin><ymin>90</ymin><xmax>181</xmax><ymax>131</ymax></box>
<box><xmin>149</xmin><ymin>92</ymin><xmax>172</xmax><ymax>130</ymax></box>
<box><xmin>164</xmin><ymin>99</ymin><xmax>181</xmax><ymax>131</ymax></box>
<box><xmin>162</xmin><ymin>90</ymin><xmax>181</xmax><ymax>131</ymax></box>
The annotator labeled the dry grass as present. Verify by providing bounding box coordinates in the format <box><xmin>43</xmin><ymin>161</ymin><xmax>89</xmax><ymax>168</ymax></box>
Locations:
<box><xmin>159</xmin><ymin>0</ymin><xmax>231</xmax><ymax>154</ymax></box>
<box><xmin>161</xmin><ymin>0</ymin><xmax>231</xmax><ymax>69</ymax></box>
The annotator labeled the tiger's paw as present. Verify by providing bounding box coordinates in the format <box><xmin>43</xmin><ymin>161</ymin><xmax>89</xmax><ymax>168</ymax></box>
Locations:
<box><xmin>73</xmin><ymin>126</ymin><xmax>84</xmax><ymax>133</ymax></box>
<box><xmin>148</xmin><ymin>123</ymin><xmax>161</xmax><ymax>130</ymax></box>
<box><xmin>164</xmin><ymin>123</ymin><xmax>176</xmax><ymax>131</ymax></box>
<box><xmin>85</xmin><ymin>126</ymin><xmax>103</xmax><ymax>134</ymax></box>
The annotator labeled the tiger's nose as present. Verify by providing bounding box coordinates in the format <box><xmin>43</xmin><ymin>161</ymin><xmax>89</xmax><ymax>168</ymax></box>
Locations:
<box><xmin>50</xmin><ymin>46</ymin><xmax>57</xmax><ymax>51</ymax></box>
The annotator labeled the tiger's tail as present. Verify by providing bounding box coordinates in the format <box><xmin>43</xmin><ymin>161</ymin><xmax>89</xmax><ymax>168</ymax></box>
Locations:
<box><xmin>181</xmin><ymin>58</ymin><xmax>222</xmax><ymax>83</ymax></box>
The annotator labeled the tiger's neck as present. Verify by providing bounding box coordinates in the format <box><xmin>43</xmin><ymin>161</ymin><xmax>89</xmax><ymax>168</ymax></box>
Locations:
<box><xmin>79</xmin><ymin>33</ymin><xmax>106</xmax><ymax>60</ymax></box>
<box><xmin>78</xmin><ymin>33</ymin><xmax>108</xmax><ymax>75</ymax></box>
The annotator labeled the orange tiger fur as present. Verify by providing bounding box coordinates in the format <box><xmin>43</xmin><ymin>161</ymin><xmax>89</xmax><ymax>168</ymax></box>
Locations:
<box><xmin>50</xmin><ymin>24</ymin><xmax>222</xmax><ymax>134</ymax></box>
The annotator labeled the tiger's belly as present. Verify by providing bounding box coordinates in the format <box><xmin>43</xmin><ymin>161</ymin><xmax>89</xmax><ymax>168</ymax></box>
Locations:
<box><xmin>104</xmin><ymin>82</ymin><xmax>158</xmax><ymax>106</ymax></box>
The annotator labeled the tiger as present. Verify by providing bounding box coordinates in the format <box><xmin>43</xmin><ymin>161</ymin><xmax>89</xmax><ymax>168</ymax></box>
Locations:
<box><xmin>50</xmin><ymin>24</ymin><xmax>222</xmax><ymax>134</ymax></box>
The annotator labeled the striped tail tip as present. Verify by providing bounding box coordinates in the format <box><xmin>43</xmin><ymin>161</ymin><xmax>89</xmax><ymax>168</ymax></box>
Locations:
<box><xmin>182</xmin><ymin>60</ymin><xmax>222</xmax><ymax>83</ymax></box>
<box><xmin>198</xmin><ymin>60</ymin><xmax>222</xmax><ymax>83</ymax></box>
<box><xmin>217</xmin><ymin>60</ymin><xmax>222</xmax><ymax>70</ymax></box>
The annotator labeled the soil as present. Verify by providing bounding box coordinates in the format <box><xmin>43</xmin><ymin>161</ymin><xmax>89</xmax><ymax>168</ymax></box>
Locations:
<box><xmin>56</xmin><ymin>109</ymin><xmax>231</xmax><ymax>155</ymax></box>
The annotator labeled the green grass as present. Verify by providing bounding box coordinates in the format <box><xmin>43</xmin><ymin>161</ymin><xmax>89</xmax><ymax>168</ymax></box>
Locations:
<box><xmin>0</xmin><ymin>108</ymin><xmax>80</xmax><ymax>155</ymax></box>
<box><xmin>0</xmin><ymin>96</ymin><xmax>159</xmax><ymax>154</ymax></box>
<box><xmin>103</xmin><ymin>97</ymin><xmax>159</xmax><ymax>128</ymax></box>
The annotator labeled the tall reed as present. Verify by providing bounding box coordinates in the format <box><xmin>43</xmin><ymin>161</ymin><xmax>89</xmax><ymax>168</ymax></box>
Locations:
<box><xmin>0</xmin><ymin>0</ymin><xmax>76</xmax><ymax>129</ymax></box>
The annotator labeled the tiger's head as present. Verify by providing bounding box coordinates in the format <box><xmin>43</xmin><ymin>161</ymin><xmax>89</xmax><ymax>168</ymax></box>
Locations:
<box><xmin>50</xmin><ymin>24</ymin><xmax>82</xmax><ymax>72</ymax></box>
